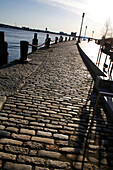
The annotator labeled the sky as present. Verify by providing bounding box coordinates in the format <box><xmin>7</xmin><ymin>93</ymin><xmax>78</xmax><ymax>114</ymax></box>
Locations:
<box><xmin>0</xmin><ymin>0</ymin><xmax>113</xmax><ymax>38</ymax></box>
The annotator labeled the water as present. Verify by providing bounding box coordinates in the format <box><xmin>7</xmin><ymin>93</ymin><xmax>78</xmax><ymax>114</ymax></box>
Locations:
<box><xmin>80</xmin><ymin>40</ymin><xmax>113</xmax><ymax>80</ymax></box>
<box><xmin>0</xmin><ymin>27</ymin><xmax>69</xmax><ymax>63</ymax></box>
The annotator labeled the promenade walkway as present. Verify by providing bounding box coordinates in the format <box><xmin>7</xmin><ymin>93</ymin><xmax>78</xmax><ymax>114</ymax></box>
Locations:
<box><xmin>0</xmin><ymin>41</ymin><xmax>113</xmax><ymax>169</ymax></box>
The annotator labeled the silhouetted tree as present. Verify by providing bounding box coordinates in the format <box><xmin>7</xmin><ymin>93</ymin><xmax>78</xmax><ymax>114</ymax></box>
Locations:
<box><xmin>101</xmin><ymin>18</ymin><xmax>113</xmax><ymax>38</ymax></box>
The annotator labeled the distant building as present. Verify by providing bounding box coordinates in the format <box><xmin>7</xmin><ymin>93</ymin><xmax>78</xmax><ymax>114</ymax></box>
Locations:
<box><xmin>71</xmin><ymin>32</ymin><xmax>77</xmax><ymax>36</ymax></box>
<box><xmin>22</xmin><ymin>27</ymin><xmax>29</xmax><ymax>31</ymax></box>
<box><xmin>59</xmin><ymin>31</ymin><xmax>67</xmax><ymax>35</ymax></box>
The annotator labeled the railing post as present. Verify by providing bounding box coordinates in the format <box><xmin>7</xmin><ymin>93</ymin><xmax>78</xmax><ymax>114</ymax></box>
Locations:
<box><xmin>20</xmin><ymin>41</ymin><xmax>29</xmax><ymax>63</ymax></box>
<box><xmin>32</xmin><ymin>33</ymin><xmax>38</xmax><ymax>52</ymax></box>
<box><xmin>65</xmin><ymin>37</ymin><xmax>67</xmax><ymax>41</ymax></box>
<box><xmin>45</xmin><ymin>34</ymin><xmax>51</xmax><ymax>48</ymax></box>
<box><xmin>59</xmin><ymin>36</ymin><xmax>63</xmax><ymax>42</ymax></box>
<box><xmin>55</xmin><ymin>37</ymin><xmax>58</xmax><ymax>44</ymax></box>
<box><xmin>0</xmin><ymin>31</ymin><xmax>8</xmax><ymax>66</ymax></box>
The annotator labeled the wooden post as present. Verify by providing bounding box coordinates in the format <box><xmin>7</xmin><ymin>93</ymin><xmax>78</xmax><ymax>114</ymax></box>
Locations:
<box><xmin>55</xmin><ymin>37</ymin><xmax>58</xmax><ymax>44</ymax></box>
<box><xmin>65</xmin><ymin>37</ymin><xmax>67</xmax><ymax>41</ymax></box>
<box><xmin>45</xmin><ymin>34</ymin><xmax>51</xmax><ymax>48</ymax></box>
<box><xmin>59</xmin><ymin>36</ymin><xmax>63</xmax><ymax>42</ymax></box>
<box><xmin>20</xmin><ymin>41</ymin><xmax>29</xmax><ymax>63</ymax></box>
<box><xmin>32</xmin><ymin>33</ymin><xmax>38</xmax><ymax>52</ymax></box>
<box><xmin>0</xmin><ymin>31</ymin><xmax>8</xmax><ymax>66</ymax></box>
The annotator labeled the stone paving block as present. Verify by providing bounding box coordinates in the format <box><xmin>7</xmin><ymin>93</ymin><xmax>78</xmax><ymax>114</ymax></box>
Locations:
<box><xmin>5</xmin><ymin>145</ymin><xmax>29</xmax><ymax>154</ymax></box>
<box><xmin>11</xmin><ymin>133</ymin><xmax>31</xmax><ymax>140</ymax></box>
<box><xmin>46</xmin><ymin>160</ymin><xmax>71</xmax><ymax>169</ymax></box>
<box><xmin>20</xmin><ymin>128</ymin><xmax>35</xmax><ymax>135</ymax></box>
<box><xmin>6</xmin><ymin>127</ymin><xmax>19</xmax><ymax>133</ymax></box>
<box><xmin>0</xmin><ymin>112</ymin><xmax>8</xmax><ymax>116</ymax></box>
<box><xmin>4</xmin><ymin>162</ymin><xmax>32</xmax><ymax>170</ymax></box>
<box><xmin>68</xmin><ymin>123</ymin><xmax>84</xmax><ymax>129</ymax></box>
<box><xmin>53</xmin><ymin>133</ymin><xmax>68</xmax><ymax>140</ymax></box>
<box><xmin>0</xmin><ymin>152</ymin><xmax>16</xmax><ymax>160</ymax></box>
<box><xmin>0</xmin><ymin>116</ymin><xmax>8</xmax><ymax>121</ymax></box>
<box><xmin>46</xmin><ymin>124</ymin><xmax>62</xmax><ymax>129</ymax></box>
<box><xmin>9</xmin><ymin>118</ymin><xmax>29</xmax><ymax>124</ymax></box>
<box><xmin>67</xmin><ymin>154</ymin><xmax>87</xmax><ymax>162</ymax></box>
<box><xmin>24</xmin><ymin>141</ymin><xmax>43</xmax><ymax>149</ymax></box>
<box><xmin>56</xmin><ymin>140</ymin><xmax>68</xmax><ymax>146</ymax></box>
<box><xmin>8</xmin><ymin>114</ymin><xmax>24</xmax><ymax>119</ymax></box>
<box><xmin>30</xmin><ymin>122</ymin><xmax>45</xmax><ymax>127</ymax></box>
<box><xmin>59</xmin><ymin>147</ymin><xmax>81</xmax><ymax>154</ymax></box>
<box><xmin>44</xmin><ymin>128</ymin><xmax>57</xmax><ymax>133</ymax></box>
<box><xmin>0</xmin><ymin>138</ymin><xmax>23</xmax><ymax>145</ymax></box>
<box><xmin>59</xmin><ymin>130</ymin><xmax>74</xmax><ymax>135</ymax></box>
<box><xmin>46</xmin><ymin>145</ymin><xmax>59</xmax><ymax>151</ymax></box>
<box><xmin>0</xmin><ymin>130</ymin><xmax>11</xmax><ymax>138</ymax></box>
<box><xmin>64</xmin><ymin>126</ymin><xmax>75</xmax><ymax>131</ymax></box>
<box><xmin>18</xmin><ymin>155</ymin><xmax>46</xmax><ymax>165</ymax></box>
<box><xmin>0</xmin><ymin>125</ymin><xmax>5</xmax><ymax>130</ymax></box>
<box><xmin>37</xmin><ymin>131</ymin><xmax>52</xmax><ymax>137</ymax></box>
<box><xmin>38</xmin><ymin>150</ymin><xmax>61</xmax><ymax>159</ymax></box>
<box><xmin>32</xmin><ymin>137</ymin><xmax>54</xmax><ymax>144</ymax></box>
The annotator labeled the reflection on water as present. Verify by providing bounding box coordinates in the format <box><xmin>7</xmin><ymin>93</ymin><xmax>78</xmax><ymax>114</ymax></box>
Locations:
<box><xmin>80</xmin><ymin>40</ymin><xmax>112</xmax><ymax>80</ymax></box>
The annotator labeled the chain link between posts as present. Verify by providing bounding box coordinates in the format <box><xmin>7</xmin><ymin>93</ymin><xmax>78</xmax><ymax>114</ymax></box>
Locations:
<box><xmin>29</xmin><ymin>39</ymin><xmax>55</xmax><ymax>48</ymax></box>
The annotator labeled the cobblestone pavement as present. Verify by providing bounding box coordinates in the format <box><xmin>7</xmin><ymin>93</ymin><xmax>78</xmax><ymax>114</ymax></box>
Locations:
<box><xmin>0</xmin><ymin>41</ymin><xmax>113</xmax><ymax>169</ymax></box>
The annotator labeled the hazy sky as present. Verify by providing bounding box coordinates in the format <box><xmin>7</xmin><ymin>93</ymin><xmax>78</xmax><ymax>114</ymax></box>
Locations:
<box><xmin>0</xmin><ymin>0</ymin><xmax>113</xmax><ymax>38</ymax></box>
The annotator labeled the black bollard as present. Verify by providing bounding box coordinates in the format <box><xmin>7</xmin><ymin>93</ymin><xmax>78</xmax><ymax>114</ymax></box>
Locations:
<box><xmin>59</xmin><ymin>36</ymin><xmax>63</xmax><ymax>42</ymax></box>
<box><xmin>45</xmin><ymin>34</ymin><xmax>51</xmax><ymax>48</ymax></box>
<box><xmin>65</xmin><ymin>37</ymin><xmax>67</xmax><ymax>41</ymax></box>
<box><xmin>20</xmin><ymin>41</ymin><xmax>31</xmax><ymax>63</ymax></box>
<box><xmin>0</xmin><ymin>31</ymin><xmax>8</xmax><ymax>66</ymax></box>
<box><xmin>32</xmin><ymin>33</ymin><xmax>38</xmax><ymax>52</ymax></box>
<box><xmin>55</xmin><ymin>37</ymin><xmax>58</xmax><ymax>44</ymax></box>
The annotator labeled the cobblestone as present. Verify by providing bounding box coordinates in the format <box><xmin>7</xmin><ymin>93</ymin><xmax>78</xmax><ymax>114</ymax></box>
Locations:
<box><xmin>53</xmin><ymin>133</ymin><xmax>69</xmax><ymax>140</ymax></box>
<box><xmin>32</xmin><ymin>137</ymin><xmax>54</xmax><ymax>144</ymax></box>
<box><xmin>0</xmin><ymin>152</ymin><xmax>16</xmax><ymax>160</ymax></box>
<box><xmin>38</xmin><ymin>150</ymin><xmax>61</xmax><ymax>159</ymax></box>
<box><xmin>0</xmin><ymin>130</ymin><xmax>11</xmax><ymax>138</ymax></box>
<box><xmin>46</xmin><ymin>160</ymin><xmax>71</xmax><ymax>169</ymax></box>
<box><xmin>0</xmin><ymin>138</ymin><xmax>23</xmax><ymax>145</ymax></box>
<box><xmin>0</xmin><ymin>41</ymin><xmax>112</xmax><ymax>169</ymax></box>
<box><xmin>4</xmin><ymin>162</ymin><xmax>32</xmax><ymax>170</ymax></box>
<box><xmin>11</xmin><ymin>133</ymin><xmax>31</xmax><ymax>141</ymax></box>
<box><xmin>20</xmin><ymin>128</ymin><xmax>35</xmax><ymax>135</ymax></box>
<box><xmin>18</xmin><ymin>155</ymin><xmax>46</xmax><ymax>165</ymax></box>
<box><xmin>37</xmin><ymin>131</ymin><xmax>52</xmax><ymax>137</ymax></box>
<box><xmin>5</xmin><ymin>145</ymin><xmax>29</xmax><ymax>154</ymax></box>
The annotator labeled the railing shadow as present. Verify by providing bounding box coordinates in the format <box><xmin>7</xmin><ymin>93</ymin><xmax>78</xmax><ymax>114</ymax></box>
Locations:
<box><xmin>72</xmin><ymin>79</ymin><xmax>113</xmax><ymax>169</ymax></box>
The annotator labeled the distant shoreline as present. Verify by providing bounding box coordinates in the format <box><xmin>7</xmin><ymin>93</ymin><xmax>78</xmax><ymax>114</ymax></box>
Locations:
<box><xmin>0</xmin><ymin>23</ymin><xmax>71</xmax><ymax>36</ymax></box>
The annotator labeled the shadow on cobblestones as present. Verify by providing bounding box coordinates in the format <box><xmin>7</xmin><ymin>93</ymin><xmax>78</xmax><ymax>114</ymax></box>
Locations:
<box><xmin>75</xmin><ymin>80</ymin><xmax>113</xmax><ymax>170</ymax></box>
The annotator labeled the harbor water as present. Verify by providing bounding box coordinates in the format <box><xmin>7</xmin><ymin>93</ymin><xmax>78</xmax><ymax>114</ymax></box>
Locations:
<box><xmin>0</xmin><ymin>27</ymin><xmax>69</xmax><ymax>63</ymax></box>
